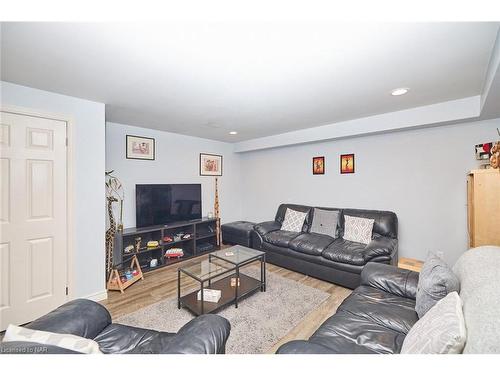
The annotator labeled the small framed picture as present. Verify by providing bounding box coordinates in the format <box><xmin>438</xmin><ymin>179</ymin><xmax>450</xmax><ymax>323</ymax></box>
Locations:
<box><xmin>475</xmin><ymin>142</ymin><xmax>493</xmax><ymax>160</ymax></box>
<box><xmin>126</xmin><ymin>135</ymin><xmax>155</xmax><ymax>160</ymax></box>
<box><xmin>200</xmin><ymin>153</ymin><xmax>223</xmax><ymax>176</ymax></box>
<box><xmin>312</xmin><ymin>156</ymin><xmax>325</xmax><ymax>175</ymax></box>
<box><xmin>340</xmin><ymin>154</ymin><xmax>355</xmax><ymax>174</ymax></box>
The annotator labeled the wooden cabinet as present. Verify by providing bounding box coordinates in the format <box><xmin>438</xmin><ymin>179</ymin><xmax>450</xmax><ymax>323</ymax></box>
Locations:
<box><xmin>467</xmin><ymin>169</ymin><xmax>500</xmax><ymax>248</ymax></box>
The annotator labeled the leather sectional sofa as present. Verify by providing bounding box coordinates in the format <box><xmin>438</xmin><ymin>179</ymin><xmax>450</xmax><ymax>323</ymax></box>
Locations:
<box><xmin>251</xmin><ymin>204</ymin><xmax>398</xmax><ymax>289</ymax></box>
<box><xmin>0</xmin><ymin>299</ymin><xmax>230</xmax><ymax>354</ymax></box>
<box><xmin>278</xmin><ymin>246</ymin><xmax>500</xmax><ymax>354</ymax></box>
<box><xmin>276</xmin><ymin>262</ymin><xmax>418</xmax><ymax>353</ymax></box>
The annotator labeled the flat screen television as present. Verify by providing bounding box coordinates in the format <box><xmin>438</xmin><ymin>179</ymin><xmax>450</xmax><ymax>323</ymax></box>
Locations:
<box><xmin>135</xmin><ymin>184</ymin><xmax>202</xmax><ymax>227</ymax></box>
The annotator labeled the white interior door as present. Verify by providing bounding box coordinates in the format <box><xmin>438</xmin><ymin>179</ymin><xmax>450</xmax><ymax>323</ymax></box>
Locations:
<box><xmin>0</xmin><ymin>111</ymin><xmax>68</xmax><ymax>331</ymax></box>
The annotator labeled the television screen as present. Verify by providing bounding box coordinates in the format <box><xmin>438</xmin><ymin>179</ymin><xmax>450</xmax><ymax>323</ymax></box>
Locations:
<box><xmin>136</xmin><ymin>184</ymin><xmax>202</xmax><ymax>227</ymax></box>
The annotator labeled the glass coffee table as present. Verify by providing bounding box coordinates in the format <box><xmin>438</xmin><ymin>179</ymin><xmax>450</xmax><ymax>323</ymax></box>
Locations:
<box><xmin>177</xmin><ymin>245</ymin><xmax>266</xmax><ymax>316</ymax></box>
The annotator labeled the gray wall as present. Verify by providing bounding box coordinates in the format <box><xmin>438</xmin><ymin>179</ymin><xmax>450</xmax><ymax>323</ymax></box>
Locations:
<box><xmin>1</xmin><ymin>81</ymin><xmax>106</xmax><ymax>299</ymax></box>
<box><xmin>105</xmin><ymin>122</ymin><xmax>242</xmax><ymax>228</ymax></box>
<box><xmin>239</xmin><ymin>118</ymin><xmax>500</xmax><ymax>264</ymax></box>
<box><xmin>3</xmin><ymin>79</ymin><xmax>498</xmax><ymax>295</ymax></box>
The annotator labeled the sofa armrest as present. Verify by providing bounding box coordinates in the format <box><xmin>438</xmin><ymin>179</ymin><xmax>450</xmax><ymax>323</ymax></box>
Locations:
<box><xmin>360</xmin><ymin>262</ymin><xmax>419</xmax><ymax>300</ymax></box>
<box><xmin>254</xmin><ymin>221</ymin><xmax>281</xmax><ymax>236</ymax></box>
<box><xmin>276</xmin><ymin>340</ymin><xmax>335</xmax><ymax>354</ymax></box>
<box><xmin>162</xmin><ymin>314</ymin><xmax>230</xmax><ymax>354</ymax></box>
<box><xmin>26</xmin><ymin>299</ymin><xmax>111</xmax><ymax>339</ymax></box>
<box><xmin>363</xmin><ymin>236</ymin><xmax>397</xmax><ymax>263</ymax></box>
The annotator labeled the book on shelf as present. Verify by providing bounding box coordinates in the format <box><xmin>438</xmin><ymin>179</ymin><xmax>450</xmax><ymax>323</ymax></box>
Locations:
<box><xmin>196</xmin><ymin>289</ymin><xmax>221</xmax><ymax>303</ymax></box>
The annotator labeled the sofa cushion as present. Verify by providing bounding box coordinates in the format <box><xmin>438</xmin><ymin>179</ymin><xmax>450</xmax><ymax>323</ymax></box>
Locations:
<box><xmin>289</xmin><ymin>233</ymin><xmax>336</xmax><ymax>256</ymax></box>
<box><xmin>310</xmin><ymin>208</ymin><xmax>340</xmax><ymax>238</ymax></box>
<box><xmin>416</xmin><ymin>252</ymin><xmax>460</xmax><ymax>318</ymax></box>
<box><xmin>276</xmin><ymin>339</ymin><xmax>378</xmax><ymax>354</ymax></box>
<box><xmin>262</xmin><ymin>241</ymin><xmax>366</xmax><ymax>275</ymax></box>
<box><xmin>401</xmin><ymin>292</ymin><xmax>466</xmax><ymax>354</ymax></box>
<box><xmin>321</xmin><ymin>238</ymin><xmax>367</xmax><ymax>265</ymax></box>
<box><xmin>94</xmin><ymin>323</ymin><xmax>174</xmax><ymax>354</ymax></box>
<box><xmin>309</xmin><ymin>310</ymin><xmax>406</xmax><ymax>354</ymax></box>
<box><xmin>308</xmin><ymin>284</ymin><xmax>418</xmax><ymax>354</ymax></box>
<box><xmin>338</xmin><ymin>285</ymin><xmax>418</xmax><ymax>334</ymax></box>
<box><xmin>280</xmin><ymin>208</ymin><xmax>308</xmax><ymax>232</ymax></box>
<box><xmin>263</xmin><ymin>230</ymin><xmax>301</xmax><ymax>248</ymax></box>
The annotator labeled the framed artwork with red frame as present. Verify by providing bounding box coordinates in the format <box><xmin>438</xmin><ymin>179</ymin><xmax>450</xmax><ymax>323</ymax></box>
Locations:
<box><xmin>312</xmin><ymin>156</ymin><xmax>325</xmax><ymax>175</ymax></box>
<box><xmin>340</xmin><ymin>154</ymin><xmax>355</xmax><ymax>174</ymax></box>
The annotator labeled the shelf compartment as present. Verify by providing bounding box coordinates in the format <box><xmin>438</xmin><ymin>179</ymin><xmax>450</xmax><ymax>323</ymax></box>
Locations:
<box><xmin>114</xmin><ymin>217</ymin><xmax>220</xmax><ymax>274</ymax></box>
<box><xmin>196</xmin><ymin>233</ymin><xmax>216</xmax><ymax>240</ymax></box>
<box><xmin>160</xmin><ymin>237</ymin><xmax>194</xmax><ymax>247</ymax></box>
<box><xmin>179</xmin><ymin>273</ymin><xmax>262</xmax><ymax>315</ymax></box>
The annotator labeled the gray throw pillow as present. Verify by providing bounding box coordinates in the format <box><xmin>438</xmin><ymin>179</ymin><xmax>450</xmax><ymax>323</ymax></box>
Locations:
<box><xmin>310</xmin><ymin>208</ymin><xmax>339</xmax><ymax>238</ymax></box>
<box><xmin>416</xmin><ymin>252</ymin><xmax>460</xmax><ymax>318</ymax></box>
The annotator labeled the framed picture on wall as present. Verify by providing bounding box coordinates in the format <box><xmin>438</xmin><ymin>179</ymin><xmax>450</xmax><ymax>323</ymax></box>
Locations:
<box><xmin>340</xmin><ymin>154</ymin><xmax>355</xmax><ymax>174</ymax></box>
<box><xmin>475</xmin><ymin>142</ymin><xmax>494</xmax><ymax>160</ymax></box>
<box><xmin>126</xmin><ymin>135</ymin><xmax>155</xmax><ymax>160</ymax></box>
<box><xmin>312</xmin><ymin>156</ymin><xmax>325</xmax><ymax>175</ymax></box>
<box><xmin>200</xmin><ymin>153</ymin><xmax>223</xmax><ymax>176</ymax></box>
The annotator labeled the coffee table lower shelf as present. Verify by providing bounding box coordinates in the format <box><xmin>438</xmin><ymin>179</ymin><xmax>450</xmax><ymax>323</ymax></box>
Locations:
<box><xmin>179</xmin><ymin>273</ymin><xmax>261</xmax><ymax>316</ymax></box>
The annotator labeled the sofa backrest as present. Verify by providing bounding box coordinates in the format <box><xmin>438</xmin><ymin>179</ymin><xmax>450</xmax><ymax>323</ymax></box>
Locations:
<box><xmin>275</xmin><ymin>203</ymin><xmax>398</xmax><ymax>239</ymax></box>
<box><xmin>452</xmin><ymin>246</ymin><xmax>500</xmax><ymax>354</ymax></box>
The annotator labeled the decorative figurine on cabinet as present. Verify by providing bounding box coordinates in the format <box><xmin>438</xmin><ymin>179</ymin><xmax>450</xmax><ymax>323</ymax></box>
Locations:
<box><xmin>135</xmin><ymin>237</ymin><xmax>142</xmax><ymax>252</ymax></box>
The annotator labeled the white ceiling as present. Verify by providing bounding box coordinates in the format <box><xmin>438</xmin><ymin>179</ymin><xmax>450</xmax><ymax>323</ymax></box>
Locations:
<box><xmin>1</xmin><ymin>22</ymin><xmax>499</xmax><ymax>142</ymax></box>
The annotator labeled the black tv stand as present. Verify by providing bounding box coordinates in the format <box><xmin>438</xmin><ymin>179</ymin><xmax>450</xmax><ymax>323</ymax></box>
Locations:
<box><xmin>113</xmin><ymin>217</ymin><xmax>220</xmax><ymax>274</ymax></box>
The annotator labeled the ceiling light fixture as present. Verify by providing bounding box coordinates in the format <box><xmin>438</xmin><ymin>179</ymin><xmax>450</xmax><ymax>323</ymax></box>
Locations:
<box><xmin>229</xmin><ymin>131</ymin><xmax>238</xmax><ymax>135</ymax></box>
<box><xmin>391</xmin><ymin>88</ymin><xmax>409</xmax><ymax>96</ymax></box>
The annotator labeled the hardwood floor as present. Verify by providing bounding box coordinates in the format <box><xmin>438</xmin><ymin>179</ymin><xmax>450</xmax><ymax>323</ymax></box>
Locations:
<box><xmin>101</xmin><ymin>252</ymin><xmax>352</xmax><ymax>353</ymax></box>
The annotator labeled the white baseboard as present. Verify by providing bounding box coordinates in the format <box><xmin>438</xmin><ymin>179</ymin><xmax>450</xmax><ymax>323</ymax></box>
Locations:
<box><xmin>81</xmin><ymin>290</ymin><xmax>108</xmax><ymax>302</ymax></box>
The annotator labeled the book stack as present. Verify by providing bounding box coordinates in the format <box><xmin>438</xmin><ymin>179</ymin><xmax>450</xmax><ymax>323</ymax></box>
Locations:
<box><xmin>196</xmin><ymin>289</ymin><xmax>221</xmax><ymax>303</ymax></box>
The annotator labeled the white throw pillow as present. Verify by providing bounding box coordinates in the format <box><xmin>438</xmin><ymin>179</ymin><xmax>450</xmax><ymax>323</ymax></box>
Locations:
<box><xmin>3</xmin><ymin>324</ymin><xmax>102</xmax><ymax>354</ymax></box>
<box><xmin>401</xmin><ymin>292</ymin><xmax>466</xmax><ymax>354</ymax></box>
<box><xmin>280</xmin><ymin>208</ymin><xmax>308</xmax><ymax>232</ymax></box>
<box><xmin>343</xmin><ymin>215</ymin><xmax>374</xmax><ymax>245</ymax></box>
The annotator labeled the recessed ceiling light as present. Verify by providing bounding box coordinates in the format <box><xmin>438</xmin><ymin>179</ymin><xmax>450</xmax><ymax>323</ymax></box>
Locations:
<box><xmin>391</xmin><ymin>88</ymin><xmax>409</xmax><ymax>96</ymax></box>
<box><xmin>229</xmin><ymin>131</ymin><xmax>238</xmax><ymax>135</ymax></box>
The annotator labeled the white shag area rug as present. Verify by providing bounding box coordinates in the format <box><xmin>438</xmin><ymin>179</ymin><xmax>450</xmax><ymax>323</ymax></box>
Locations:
<box><xmin>116</xmin><ymin>267</ymin><xmax>330</xmax><ymax>354</ymax></box>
